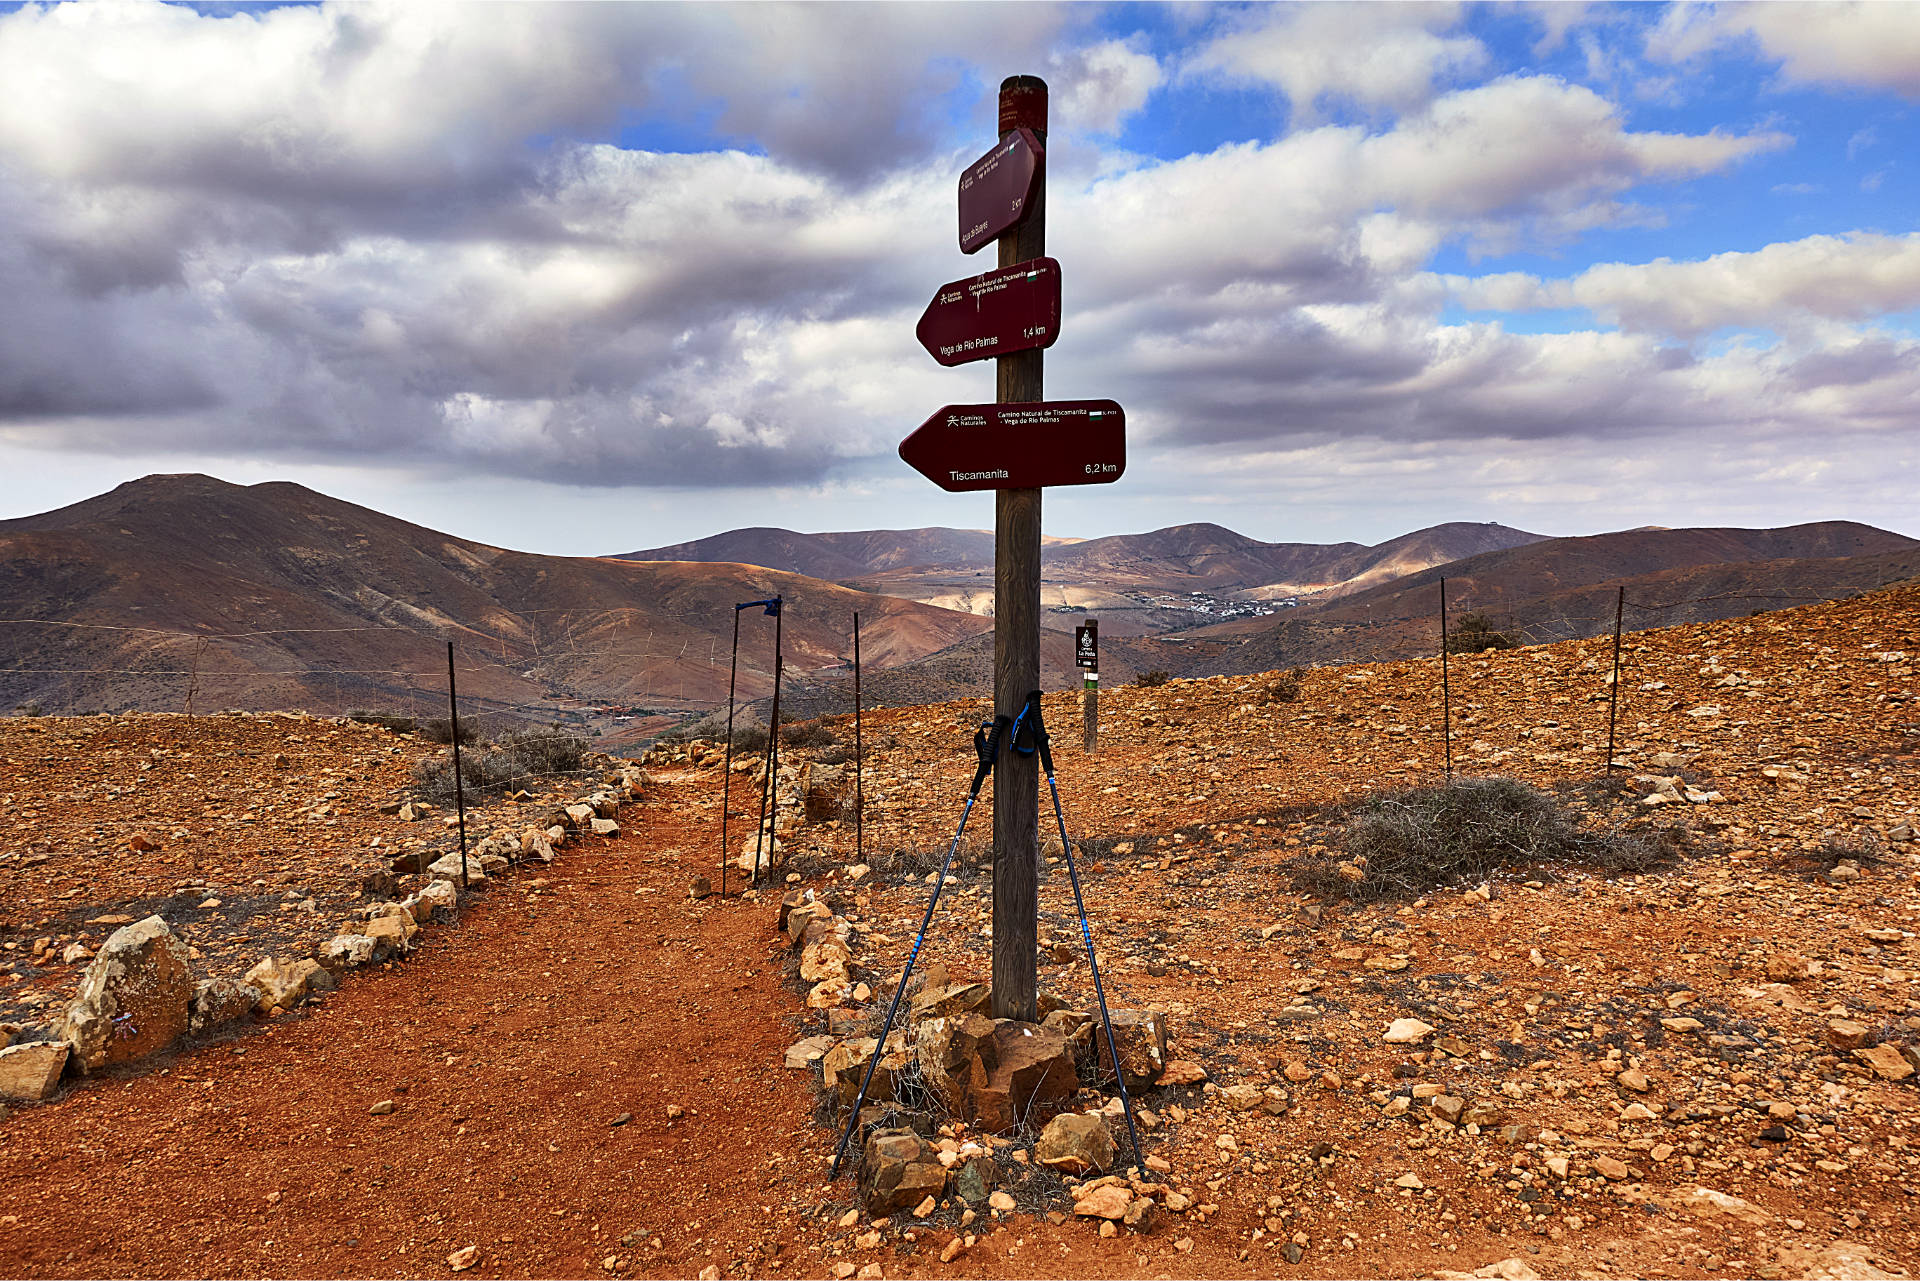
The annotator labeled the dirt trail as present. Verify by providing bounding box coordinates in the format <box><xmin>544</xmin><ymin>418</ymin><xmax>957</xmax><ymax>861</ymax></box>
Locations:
<box><xmin>0</xmin><ymin>777</ymin><xmax>827</xmax><ymax>1280</ymax></box>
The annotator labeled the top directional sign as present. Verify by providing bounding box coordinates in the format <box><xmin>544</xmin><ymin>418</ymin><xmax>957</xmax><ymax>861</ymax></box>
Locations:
<box><xmin>958</xmin><ymin>127</ymin><xmax>1042</xmax><ymax>254</ymax></box>
<box><xmin>916</xmin><ymin>257</ymin><xmax>1061</xmax><ymax>367</ymax></box>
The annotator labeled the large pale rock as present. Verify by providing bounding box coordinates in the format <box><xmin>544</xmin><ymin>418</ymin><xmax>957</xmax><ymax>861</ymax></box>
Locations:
<box><xmin>319</xmin><ymin>934</ymin><xmax>377</xmax><ymax>972</ymax></box>
<box><xmin>1651</xmin><ymin>1185</ymin><xmax>1771</xmax><ymax>1226</ymax></box>
<box><xmin>1384</xmin><ymin>1018</ymin><xmax>1436</xmax><ymax>1044</ymax></box>
<box><xmin>0</xmin><ymin>1041</ymin><xmax>69</xmax><ymax>1101</ymax></box>
<box><xmin>801</xmin><ymin>938</ymin><xmax>853</xmax><ymax>984</ymax></box>
<box><xmin>1035</xmin><ymin>1112</ymin><xmax>1115</xmax><ymax>1173</ymax></box>
<box><xmin>915</xmin><ymin>1012</ymin><xmax>999</xmax><ymax>1111</ymax></box>
<box><xmin>971</xmin><ymin>1021</ymin><xmax>1078</xmax><ymax>1132</ymax></box>
<box><xmin>806</xmin><ymin>978</ymin><xmax>853</xmax><ymax>1009</ymax></box>
<box><xmin>785</xmin><ymin>901</ymin><xmax>834</xmax><ymax>947</ymax></box>
<box><xmin>737</xmin><ymin>834</ymin><xmax>784</xmax><ymax>876</ymax></box>
<box><xmin>58</xmin><ymin>915</ymin><xmax>193</xmax><ymax>1073</ymax></box>
<box><xmin>860</xmin><ymin>1128</ymin><xmax>948</xmax><ymax>1216</ymax></box>
<box><xmin>243</xmin><ymin>955</ymin><xmax>326</xmax><ymax>1012</ymax></box>
<box><xmin>428</xmin><ymin>851</ymin><xmax>486</xmax><ymax>884</ymax></box>
<box><xmin>363</xmin><ymin>913</ymin><xmax>416</xmax><ymax>958</ymax></box>
<box><xmin>821</xmin><ymin>1036</ymin><xmax>912</xmax><ymax>1106</ymax></box>
<box><xmin>409</xmin><ymin>878</ymin><xmax>458</xmax><ymax>921</ymax></box>
<box><xmin>1071</xmin><ymin>1183</ymin><xmax>1133</xmax><ymax>1220</ymax></box>
<box><xmin>910</xmin><ymin>981</ymin><xmax>991</xmax><ymax>1020</ymax></box>
<box><xmin>784</xmin><ymin>1035</ymin><xmax>837</xmax><ymax>1070</ymax></box>
<box><xmin>189</xmin><ymin>977</ymin><xmax>256</xmax><ymax>1033</ymax></box>
<box><xmin>1093</xmin><ymin>1009</ymin><xmax>1167</xmax><ymax>1087</ymax></box>
<box><xmin>1854</xmin><ymin>1044</ymin><xmax>1914</xmax><ymax>1081</ymax></box>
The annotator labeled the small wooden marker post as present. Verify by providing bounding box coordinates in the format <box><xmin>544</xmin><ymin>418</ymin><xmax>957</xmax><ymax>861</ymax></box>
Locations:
<box><xmin>1605</xmin><ymin>585</ymin><xmax>1625</xmax><ymax>772</ymax></box>
<box><xmin>1439</xmin><ymin>578</ymin><xmax>1453</xmax><ymax>782</ymax></box>
<box><xmin>990</xmin><ymin>75</ymin><xmax>1047</xmax><ymax>1023</ymax></box>
<box><xmin>446</xmin><ymin>640</ymin><xmax>469</xmax><ymax>889</ymax></box>
<box><xmin>853</xmin><ymin>612</ymin><xmax>864</xmax><ymax>865</ymax></box>
<box><xmin>1076</xmin><ymin>617</ymin><xmax>1099</xmax><ymax>753</ymax></box>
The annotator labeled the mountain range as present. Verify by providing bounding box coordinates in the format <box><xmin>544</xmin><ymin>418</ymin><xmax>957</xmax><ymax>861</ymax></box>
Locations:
<box><xmin>627</xmin><ymin>519</ymin><xmax>1552</xmax><ymax>634</ymax></box>
<box><xmin>3</xmin><ymin>474</ymin><xmax>1915</xmax><ymax>741</ymax></box>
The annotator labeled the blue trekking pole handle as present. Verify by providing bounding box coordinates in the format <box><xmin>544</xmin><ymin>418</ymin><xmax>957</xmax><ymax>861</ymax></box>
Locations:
<box><xmin>826</xmin><ymin>713</ymin><xmax>1009</xmax><ymax>1182</ymax></box>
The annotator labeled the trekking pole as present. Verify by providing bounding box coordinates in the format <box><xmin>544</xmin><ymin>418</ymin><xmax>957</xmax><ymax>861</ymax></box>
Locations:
<box><xmin>725</xmin><ymin>598</ymin><xmax>781</xmax><ymax>896</ymax></box>
<box><xmin>758</xmin><ymin>648</ymin><xmax>784</xmax><ymax>888</ymax></box>
<box><xmin>853</xmin><ymin>612</ymin><xmax>863</xmax><ymax>866</ymax></box>
<box><xmin>720</xmin><ymin>607</ymin><xmax>742</xmax><ymax>899</ymax></box>
<box><xmin>1010</xmin><ymin>690</ymin><xmax>1146</xmax><ymax>1174</ymax></box>
<box><xmin>827</xmin><ymin>712</ymin><xmax>1009</xmax><ymax>1182</ymax></box>
<box><xmin>752</xmin><ymin>596</ymin><xmax>784</xmax><ymax>887</ymax></box>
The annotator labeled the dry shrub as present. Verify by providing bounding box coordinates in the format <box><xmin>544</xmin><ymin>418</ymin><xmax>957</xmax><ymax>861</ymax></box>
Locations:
<box><xmin>1773</xmin><ymin>831</ymin><xmax>1886</xmax><ymax>879</ymax></box>
<box><xmin>1134</xmin><ymin>669</ymin><xmax>1171</xmax><ymax>688</ymax></box>
<box><xmin>782</xmin><ymin>719</ymin><xmax>838</xmax><ymax>749</ymax></box>
<box><xmin>419</xmin><ymin>716</ymin><xmax>483</xmax><ymax>746</ymax></box>
<box><xmin>1445</xmin><ymin>613</ymin><xmax>1518</xmax><ymax>654</ymax></box>
<box><xmin>411</xmin><ymin>729</ymin><xmax>593</xmax><ymax>802</ymax></box>
<box><xmin>1264</xmin><ymin>668</ymin><xmax>1305</xmax><ymax>703</ymax></box>
<box><xmin>346</xmin><ymin>709</ymin><xmax>418</xmax><ymax>734</ymax></box>
<box><xmin>1286</xmin><ymin>777</ymin><xmax>1680</xmax><ymax>902</ymax></box>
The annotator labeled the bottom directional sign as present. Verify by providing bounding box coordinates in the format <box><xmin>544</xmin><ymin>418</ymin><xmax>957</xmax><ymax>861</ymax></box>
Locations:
<box><xmin>899</xmin><ymin>400</ymin><xmax>1125</xmax><ymax>492</ymax></box>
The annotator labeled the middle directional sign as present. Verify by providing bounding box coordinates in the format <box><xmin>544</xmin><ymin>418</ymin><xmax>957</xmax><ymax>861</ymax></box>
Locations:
<box><xmin>898</xmin><ymin>400</ymin><xmax>1125</xmax><ymax>492</ymax></box>
<box><xmin>916</xmin><ymin>257</ymin><xmax>1062</xmax><ymax>367</ymax></box>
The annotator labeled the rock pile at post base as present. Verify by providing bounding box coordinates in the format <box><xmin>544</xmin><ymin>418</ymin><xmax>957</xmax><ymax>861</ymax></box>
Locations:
<box><xmin>777</xmin><ymin>889</ymin><xmax>1207</xmax><ymax>1229</ymax></box>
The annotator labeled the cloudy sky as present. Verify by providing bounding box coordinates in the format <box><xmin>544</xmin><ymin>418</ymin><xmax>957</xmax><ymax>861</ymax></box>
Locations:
<box><xmin>0</xmin><ymin>1</ymin><xmax>1916</xmax><ymax>554</ymax></box>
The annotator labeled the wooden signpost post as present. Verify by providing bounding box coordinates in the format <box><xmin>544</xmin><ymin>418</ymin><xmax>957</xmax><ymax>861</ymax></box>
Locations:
<box><xmin>902</xmin><ymin>74</ymin><xmax>1124</xmax><ymax>1024</ymax></box>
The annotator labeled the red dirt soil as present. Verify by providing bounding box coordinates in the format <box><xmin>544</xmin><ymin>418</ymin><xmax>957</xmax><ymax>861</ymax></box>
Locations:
<box><xmin>3</xmin><ymin>584</ymin><xmax>1918</xmax><ymax>1280</ymax></box>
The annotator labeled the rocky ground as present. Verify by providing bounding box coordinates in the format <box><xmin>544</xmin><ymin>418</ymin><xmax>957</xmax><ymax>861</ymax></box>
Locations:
<box><xmin>0</xmin><ymin>712</ymin><xmax>622</xmax><ymax>1045</ymax></box>
<box><xmin>0</xmin><ymin>584</ymin><xmax>1915</xmax><ymax>1279</ymax></box>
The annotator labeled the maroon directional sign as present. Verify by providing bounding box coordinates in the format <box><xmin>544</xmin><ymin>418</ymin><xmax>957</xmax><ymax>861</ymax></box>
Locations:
<box><xmin>915</xmin><ymin>257</ymin><xmax>1062</xmax><ymax>367</ymax></box>
<box><xmin>958</xmin><ymin>126</ymin><xmax>1042</xmax><ymax>254</ymax></box>
<box><xmin>898</xmin><ymin>400</ymin><xmax>1125</xmax><ymax>492</ymax></box>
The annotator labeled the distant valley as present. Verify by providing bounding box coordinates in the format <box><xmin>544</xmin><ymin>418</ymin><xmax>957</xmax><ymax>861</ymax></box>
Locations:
<box><xmin>3</xmin><ymin>474</ymin><xmax>1915</xmax><ymax>747</ymax></box>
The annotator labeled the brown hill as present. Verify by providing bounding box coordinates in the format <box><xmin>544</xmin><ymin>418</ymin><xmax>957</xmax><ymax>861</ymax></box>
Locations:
<box><xmin>617</xmin><ymin>526</ymin><xmax>1023</xmax><ymax>580</ymax></box>
<box><xmin>1182</xmin><ymin>522</ymin><xmax>1920</xmax><ymax>676</ymax></box>
<box><xmin>0</xmin><ymin>475</ymin><xmax>992</xmax><ymax>729</ymax></box>
<box><xmin>847</xmin><ymin>520</ymin><xmax>1548</xmax><ymax>633</ymax></box>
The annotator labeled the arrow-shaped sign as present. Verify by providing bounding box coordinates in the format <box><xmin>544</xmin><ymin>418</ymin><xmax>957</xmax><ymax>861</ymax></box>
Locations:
<box><xmin>915</xmin><ymin>258</ymin><xmax>1062</xmax><ymax>367</ymax></box>
<box><xmin>898</xmin><ymin>401</ymin><xmax>1125</xmax><ymax>492</ymax></box>
<box><xmin>958</xmin><ymin>126</ymin><xmax>1043</xmax><ymax>255</ymax></box>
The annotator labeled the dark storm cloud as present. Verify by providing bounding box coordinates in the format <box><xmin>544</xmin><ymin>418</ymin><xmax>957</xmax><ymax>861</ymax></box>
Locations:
<box><xmin>0</xmin><ymin>0</ymin><xmax>1911</xmax><ymax>503</ymax></box>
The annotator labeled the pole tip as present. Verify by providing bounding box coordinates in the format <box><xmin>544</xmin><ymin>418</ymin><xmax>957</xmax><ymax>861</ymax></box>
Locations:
<box><xmin>998</xmin><ymin>75</ymin><xmax>1048</xmax><ymax>135</ymax></box>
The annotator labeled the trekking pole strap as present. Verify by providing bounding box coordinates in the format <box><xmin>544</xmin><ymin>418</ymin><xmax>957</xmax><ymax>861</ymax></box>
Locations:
<box><xmin>971</xmin><ymin>714</ymin><xmax>1011</xmax><ymax>793</ymax></box>
<box><xmin>1010</xmin><ymin>689</ymin><xmax>1054</xmax><ymax>775</ymax></box>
